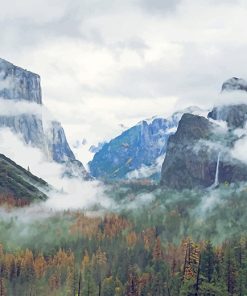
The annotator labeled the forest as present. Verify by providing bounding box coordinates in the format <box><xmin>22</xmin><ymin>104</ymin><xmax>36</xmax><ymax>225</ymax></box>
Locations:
<box><xmin>0</xmin><ymin>183</ymin><xmax>247</xmax><ymax>295</ymax></box>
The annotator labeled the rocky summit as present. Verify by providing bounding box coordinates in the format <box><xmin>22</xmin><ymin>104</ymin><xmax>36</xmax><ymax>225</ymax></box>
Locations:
<box><xmin>221</xmin><ymin>77</ymin><xmax>247</xmax><ymax>92</ymax></box>
<box><xmin>0</xmin><ymin>58</ymin><xmax>42</xmax><ymax>104</ymax></box>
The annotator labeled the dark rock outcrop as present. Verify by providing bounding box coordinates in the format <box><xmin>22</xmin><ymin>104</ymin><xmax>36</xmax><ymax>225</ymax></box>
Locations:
<box><xmin>161</xmin><ymin>113</ymin><xmax>247</xmax><ymax>189</ymax></box>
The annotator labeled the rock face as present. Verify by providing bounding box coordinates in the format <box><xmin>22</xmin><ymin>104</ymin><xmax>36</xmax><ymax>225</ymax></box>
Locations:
<box><xmin>0</xmin><ymin>58</ymin><xmax>88</xmax><ymax>178</ymax></box>
<box><xmin>161</xmin><ymin>78</ymin><xmax>247</xmax><ymax>189</ymax></box>
<box><xmin>160</xmin><ymin>113</ymin><xmax>247</xmax><ymax>189</ymax></box>
<box><xmin>47</xmin><ymin>121</ymin><xmax>75</xmax><ymax>163</ymax></box>
<box><xmin>221</xmin><ymin>77</ymin><xmax>247</xmax><ymax>92</ymax></box>
<box><xmin>208</xmin><ymin>104</ymin><xmax>247</xmax><ymax>129</ymax></box>
<box><xmin>161</xmin><ymin>114</ymin><xmax>216</xmax><ymax>189</ymax></box>
<box><xmin>89</xmin><ymin>115</ymin><xmax>179</xmax><ymax>180</ymax></box>
<box><xmin>0</xmin><ymin>58</ymin><xmax>42</xmax><ymax>104</ymax></box>
<box><xmin>0</xmin><ymin>114</ymin><xmax>46</xmax><ymax>150</ymax></box>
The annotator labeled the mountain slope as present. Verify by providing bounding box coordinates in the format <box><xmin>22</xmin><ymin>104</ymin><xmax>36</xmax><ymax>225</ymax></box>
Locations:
<box><xmin>0</xmin><ymin>153</ymin><xmax>49</xmax><ymax>203</ymax></box>
<box><xmin>89</xmin><ymin>107</ymin><xmax>205</xmax><ymax>181</ymax></box>
<box><xmin>89</xmin><ymin>115</ymin><xmax>179</xmax><ymax>180</ymax></box>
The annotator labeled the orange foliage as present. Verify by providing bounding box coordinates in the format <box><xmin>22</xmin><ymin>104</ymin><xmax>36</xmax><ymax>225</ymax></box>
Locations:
<box><xmin>103</xmin><ymin>214</ymin><xmax>131</xmax><ymax>238</ymax></box>
<box><xmin>69</xmin><ymin>213</ymin><xmax>101</xmax><ymax>239</ymax></box>
<box><xmin>152</xmin><ymin>237</ymin><xmax>163</xmax><ymax>261</ymax></box>
<box><xmin>127</xmin><ymin>231</ymin><xmax>138</xmax><ymax>248</ymax></box>
<box><xmin>182</xmin><ymin>238</ymin><xmax>200</xmax><ymax>281</ymax></box>
<box><xmin>34</xmin><ymin>254</ymin><xmax>47</xmax><ymax>278</ymax></box>
<box><xmin>164</xmin><ymin>243</ymin><xmax>184</xmax><ymax>275</ymax></box>
<box><xmin>0</xmin><ymin>194</ymin><xmax>30</xmax><ymax>208</ymax></box>
<box><xmin>141</xmin><ymin>227</ymin><xmax>156</xmax><ymax>250</ymax></box>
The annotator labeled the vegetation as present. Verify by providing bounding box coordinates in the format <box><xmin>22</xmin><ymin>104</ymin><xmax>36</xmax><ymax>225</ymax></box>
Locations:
<box><xmin>0</xmin><ymin>154</ymin><xmax>49</xmax><ymax>202</ymax></box>
<box><xmin>0</xmin><ymin>183</ymin><xmax>247</xmax><ymax>295</ymax></box>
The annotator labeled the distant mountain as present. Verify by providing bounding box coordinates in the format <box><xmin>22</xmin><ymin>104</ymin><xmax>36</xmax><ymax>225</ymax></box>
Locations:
<box><xmin>88</xmin><ymin>116</ymin><xmax>178</xmax><ymax>180</ymax></box>
<box><xmin>0</xmin><ymin>153</ymin><xmax>49</xmax><ymax>203</ymax></box>
<box><xmin>88</xmin><ymin>107</ymin><xmax>205</xmax><ymax>180</ymax></box>
<box><xmin>89</xmin><ymin>142</ymin><xmax>106</xmax><ymax>154</ymax></box>
<box><xmin>0</xmin><ymin>58</ymin><xmax>88</xmax><ymax>179</ymax></box>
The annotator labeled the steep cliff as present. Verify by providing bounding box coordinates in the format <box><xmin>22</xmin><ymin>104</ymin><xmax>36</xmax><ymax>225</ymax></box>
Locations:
<box><xmin>0</xmin><ymin>58</ymin><xmax>87</xmax><ymax>178</ymax></box>
<box><xmin>0</xmin><ymin>58</ymin><xmax>42</xmax><ymax>104</ymax></box>
<box><xmin>160</xmin><ymin>113</ymin><xmax>247</xmax><ymax>189</ymax></box>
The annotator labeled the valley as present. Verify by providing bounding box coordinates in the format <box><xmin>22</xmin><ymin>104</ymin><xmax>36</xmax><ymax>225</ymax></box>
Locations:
<box><xmin>0</xmin><ymin>59</ymin><xmax>247</xmax><ymax>295</ymax></box>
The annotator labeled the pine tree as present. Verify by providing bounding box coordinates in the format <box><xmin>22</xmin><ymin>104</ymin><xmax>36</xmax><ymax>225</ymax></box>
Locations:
<box><xmin>200</xmin><ymin>240</ymin><xmax>215</xmax><ymax>283</ymax></box>
<box><xmin>126</xmin><ymin>266</ymin><xmax>139</xmax><ymax>296</ymax></box>
<box><xmin>224</xmin><ymin>246</ymin><xmax>237</xmax><ymax>295</ymax></box>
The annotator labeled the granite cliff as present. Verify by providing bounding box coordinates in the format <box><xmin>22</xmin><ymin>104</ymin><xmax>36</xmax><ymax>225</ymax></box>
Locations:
<box><xmin>0</xmin><ymin>58</ymin><xmax>88</xmax><ymax>179</ymax></box>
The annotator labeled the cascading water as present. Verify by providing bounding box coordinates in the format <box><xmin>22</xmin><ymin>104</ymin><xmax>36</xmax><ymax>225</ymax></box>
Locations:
<box><xmin>214</xmin><ymin>152</ymin><xmax>221</xmax><ymax>187</ymax></box>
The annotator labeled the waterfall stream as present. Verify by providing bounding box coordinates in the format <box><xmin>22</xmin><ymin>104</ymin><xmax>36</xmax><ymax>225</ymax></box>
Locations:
<box><xmin>213</xmin><ymin>152</ymin><xmax>221</xmax><ymax>187</ymax></box>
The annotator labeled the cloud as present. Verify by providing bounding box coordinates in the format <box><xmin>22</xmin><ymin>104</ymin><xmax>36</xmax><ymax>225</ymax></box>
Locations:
<box><xmin>1</xmin><ymin>0</ymin><xmax>247</xmax><ymax>159</ymax></box>
<box><xmin>0</xmin><ymin>0</ymin><xmax>69</xmax><ymax>23</ymax></box>
<box><xmin>0</xmin><ymin>99</ymin><xmax>42</xmax><ymax>117</ymax></box>
<box><xmin>136</xmin><ymin>0</ymin><xmax>181</xmax><ymax>14</ymax></box>
<box><xmin>231</xmin><ymin>133</ymin><xmax>247</xmax><ymax>164</ymax></box>
<box><xmin>126</xmin><ymin>155</ymin><xmax>165</xmax><ymax>179</ymax></box>
<box><xmin>0</xmin><ymin>128</ymin><xmax>113</xmax><ymax>210</ymax></box>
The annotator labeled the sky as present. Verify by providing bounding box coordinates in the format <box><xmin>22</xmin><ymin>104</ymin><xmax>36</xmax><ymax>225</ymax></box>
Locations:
<box><xmin>1</xmin><ymin>0</ymin><xmax>247</xmax><ymax>163</ymax></box>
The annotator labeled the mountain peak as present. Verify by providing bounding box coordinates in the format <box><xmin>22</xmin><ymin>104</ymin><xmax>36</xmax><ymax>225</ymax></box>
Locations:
<box><xmin>221</xmin><ymin>77</ymin><xmax>247</xmax><ymax>92</ymax></box>
<box><xmin>0</xmin><ymin>58</ymin><xmax>42</xmax><ymax>104</ymax></box>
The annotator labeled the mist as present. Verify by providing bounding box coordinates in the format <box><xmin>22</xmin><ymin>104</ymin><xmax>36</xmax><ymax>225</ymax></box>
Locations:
<box><xmin>0</xmin><ymin>127</ymin><xmax>115</xmax><ymax>213</ymax></box>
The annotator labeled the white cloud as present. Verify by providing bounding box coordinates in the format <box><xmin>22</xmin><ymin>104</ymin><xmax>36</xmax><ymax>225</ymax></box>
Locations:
<box><xmin>0</xmin><ymin>99</ymin><xmax>42</xmax><ymax>117</ymax></box>
<box><xmin>232</xmin><ymin>134</ymin><xmax>247</xmax><ymax>164</ymax></box>
<box><xmin>0</xmin><ymin>0</ymin><xmax>69</xmax><ymax>23</ymax></box>
<box><xmin>126</xmin><ymin>154</ymin><xmax>165</xmax><ymax>179</ymax></box>
<box><xmin>1</xmin><ymin>0</ymin><xmax>247</xmax><ymax>161</ymax></box>
<box><xmin>0</xmin><ymin>128</ymin><xmax>113</xmax><ymax>210</ymax></box>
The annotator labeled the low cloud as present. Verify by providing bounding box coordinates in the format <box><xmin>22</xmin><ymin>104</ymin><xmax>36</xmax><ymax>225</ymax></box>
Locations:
<box><xmin>0</xmin><ymin>99</ymin><xmax>43</xmax><ymax>117</ymax></box>
<box><xmin>0</xmin><ymin>128</ymin><xmax>113</xmax><ymax>211</ymax></box>
<box><xmin>231</xmin><ymin>134</ymin><xmax>247</xmax><ymax>164</ymax></box>
<box><xmin>126</xmin><ymin>155</ymin><xmax>165</xmax><ymax>179</ymax></box>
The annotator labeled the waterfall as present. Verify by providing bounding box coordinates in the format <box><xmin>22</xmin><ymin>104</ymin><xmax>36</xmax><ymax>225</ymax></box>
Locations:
<box><xmin>214</xmin><ymin>152</ymin><xmax>221</xmax><ymax>187</ymax></box>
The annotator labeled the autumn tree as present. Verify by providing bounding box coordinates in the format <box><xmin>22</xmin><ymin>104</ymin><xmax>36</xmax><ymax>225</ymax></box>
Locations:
<box><xmin>92</xmin><ymin>247</ymin><xmax>107</xmax><ymax>296</ymax></box>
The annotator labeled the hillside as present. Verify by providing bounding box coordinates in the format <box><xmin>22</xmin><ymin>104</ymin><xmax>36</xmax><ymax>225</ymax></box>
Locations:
<box><xmin>0</xmin><ymin>153</ymin><xmax>49</xmax><ymax>204</ymax></box>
